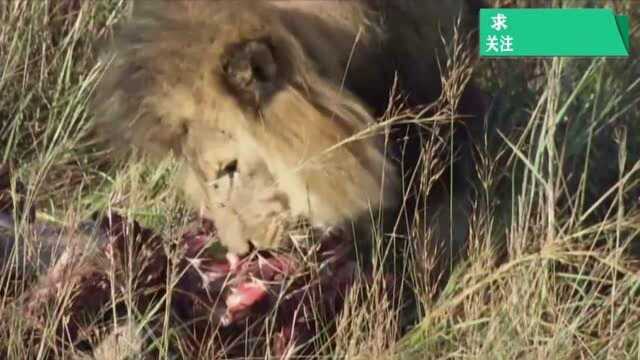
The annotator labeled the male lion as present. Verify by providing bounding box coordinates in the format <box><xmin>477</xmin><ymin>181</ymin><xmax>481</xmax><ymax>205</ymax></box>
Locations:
<box><xmin>92</xmin><ymin>0</ymin><xmax>483</xmax><ymax>259</ymax></box>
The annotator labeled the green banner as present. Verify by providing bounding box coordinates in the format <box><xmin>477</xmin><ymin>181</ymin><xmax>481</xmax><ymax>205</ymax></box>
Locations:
<box><xmin>479</xmin><ymin>9</ymin><xmax>630</xmax><ymax>57</ymax></box>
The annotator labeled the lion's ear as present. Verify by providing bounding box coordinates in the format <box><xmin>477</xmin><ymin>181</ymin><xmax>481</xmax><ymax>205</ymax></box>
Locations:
<box><xmin>222</xmin><ymin>40</ymin><xmax>280</xmax><ymax>107</ymax></box>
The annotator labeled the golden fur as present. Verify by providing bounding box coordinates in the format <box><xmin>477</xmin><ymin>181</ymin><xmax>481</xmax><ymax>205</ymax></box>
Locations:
<box><xmin>178</xmin><ymin>127</ymin><xmax>292</xmax><ymax>253</ymax></box>
<box><xmin>92</xmin><ymin>0</ymin><xmax>481</xmax><ymax>254</ymax></box>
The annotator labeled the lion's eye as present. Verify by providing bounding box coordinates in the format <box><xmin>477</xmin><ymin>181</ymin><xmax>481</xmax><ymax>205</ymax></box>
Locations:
<box><xmin>214</xmin><ymin>159</ymin><xmax>238</xmax><ymax>180</ymax></box>
<box><xmin>222</xmin><ymin>159</ymin><xmax>238</xmax><ymax>174</ymax></box>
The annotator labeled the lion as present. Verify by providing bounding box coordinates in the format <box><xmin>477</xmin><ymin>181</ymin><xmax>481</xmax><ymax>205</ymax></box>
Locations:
<box><xmin>178</xmin><ymin>126</ymin><xmax>294</xmax><ymax>253</ymax></box>
<box><xmin>92</xmin><ymin>0</ymin><xmax>483</xmax><ymax>260</ymax></box>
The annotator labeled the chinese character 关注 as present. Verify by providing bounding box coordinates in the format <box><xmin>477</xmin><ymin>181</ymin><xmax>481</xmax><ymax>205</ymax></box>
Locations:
<box><xmin>500</xmin><ymin>35</ymin><xmax>514</xmax><ymax>52</ymax></box>
<box><xmin>491</xmin><ymin>13</ymin><xmax>508</xmax><ymax>31</ymax></box>
<box><xmin>486</xmin><ymin>35</ymin><xmax>499</xmax><ymax>52</ymax></box>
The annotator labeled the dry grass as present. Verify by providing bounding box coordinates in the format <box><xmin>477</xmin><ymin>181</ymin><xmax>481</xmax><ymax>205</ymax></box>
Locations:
<box><xmin>0</xmin><ymin>0</ymin><xmax>639</xmax><ymax>359</ymax></box>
